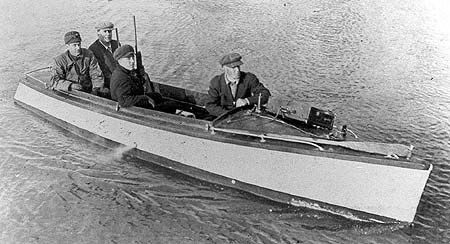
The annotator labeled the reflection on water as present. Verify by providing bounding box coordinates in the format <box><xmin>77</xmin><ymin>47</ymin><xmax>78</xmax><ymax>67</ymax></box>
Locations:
<box><xmin>1</xmin><ymin>0</ymin><xmax>450</xmax><ymax>243</ymax></box>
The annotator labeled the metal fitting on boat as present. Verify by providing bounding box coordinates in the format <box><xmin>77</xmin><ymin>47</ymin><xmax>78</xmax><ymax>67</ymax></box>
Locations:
<box><xmin>341</xmin><ymin>125</ymin><xmax>347</xmax><ymax>138</ymax></box>
<box><xmin>255</xmin><ymin>93</ymin><xmax>262</xmax><ymax>113</ymax></box>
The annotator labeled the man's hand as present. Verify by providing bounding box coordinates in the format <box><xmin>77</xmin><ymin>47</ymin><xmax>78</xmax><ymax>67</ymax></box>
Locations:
<box><xmin>236</xmin><ymin>98</ymin><xmax>249</xmax><ymax>108</ymax></box>
<box><xmin>70</xmin><ymin>83</ymin><xmax>83</xmax><ymax>91</ymax></box>
<box><xmin>92</xmin><ymin>87</ymin><xmax>110</xmax><ymax>96</ymax></box>
<box><xmin>99</xmin><ymin>87</ymin><xmax>110</xmax><ymax>96</ymax></box>
<box><xmin>137</xmin><ymin>66</ymin><xmax>146</xmax><ymax>78</ymax></box>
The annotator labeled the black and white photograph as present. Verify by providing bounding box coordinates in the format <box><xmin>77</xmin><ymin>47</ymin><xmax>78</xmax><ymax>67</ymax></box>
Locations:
<box><xmin>0</xmin><ymin>0</ymin><xmax>449</xmax><ymax>243</ymax></box>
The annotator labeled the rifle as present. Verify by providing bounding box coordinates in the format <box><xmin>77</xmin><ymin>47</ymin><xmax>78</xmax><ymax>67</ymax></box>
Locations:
<box><xmin>115</xmin><ymin>27</ymin><xmax>121</xmax><ymax>47</ymax></box>
<box><xmin>133</xmin><ymin>16</ymin><xmax>154</xmax><ymax>92</ymax></box>
<box><xmin>133</xmin><ymin>16</ymin><xmax>144</xmax><ymax>78</ymax></box>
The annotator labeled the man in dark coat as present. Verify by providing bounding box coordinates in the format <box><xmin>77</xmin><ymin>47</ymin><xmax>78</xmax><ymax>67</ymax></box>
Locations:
<box><xmin>88</xmin><ymin>21</ymin><xmax>120</xmax><ymax>93</ymax></box>
<box><xmin>205</xmin><ymin>53</ymin><xmax>271</xmax><ymax>117</ymax></box>
<box><xmin>110</xmin><ymin>45</ymin><xmax>175</xmax><ymax>113</ymax></box>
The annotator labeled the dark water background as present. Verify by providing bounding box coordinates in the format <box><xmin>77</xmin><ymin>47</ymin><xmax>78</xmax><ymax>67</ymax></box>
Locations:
<box><xmin>1</xmin><ymin>0</ymin><xmax>449</xmax><ymax>243</ymax></box>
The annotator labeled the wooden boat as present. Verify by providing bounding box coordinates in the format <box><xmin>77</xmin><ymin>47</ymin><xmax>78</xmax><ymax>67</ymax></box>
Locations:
<box><xmin>14</xmin><ymin>67</ymin><xmax>432</xmax><ymax>224</ymax></box>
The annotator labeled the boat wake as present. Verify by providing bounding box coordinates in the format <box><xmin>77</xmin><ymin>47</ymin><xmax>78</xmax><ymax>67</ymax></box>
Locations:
<box><xmin>112</xmin><ymin>145</ymin><xmax>135</xmax><ymax>160</ymax></box>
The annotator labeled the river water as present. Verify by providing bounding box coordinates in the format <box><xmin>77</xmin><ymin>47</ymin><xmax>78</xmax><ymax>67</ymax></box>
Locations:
<box><xmin>1</xmin><ymin>0</ymin><xmax>449</xmax><ymax>243</ymax></box>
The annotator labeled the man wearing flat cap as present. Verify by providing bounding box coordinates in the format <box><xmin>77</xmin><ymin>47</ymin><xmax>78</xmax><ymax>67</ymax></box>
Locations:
<box><xmin>89</xmin><ymin>21</ymin><xmax>120</xmax><ymax>95</ymax></box>
<box><xmin>50</xmin><ymin>31</ymin><xmax>107</xmax><ymax>94</ymax></box>
<box><xmin>205</xmin><ymin>53</ymin><xmax>271</xmax><ymax>117</ymax></box>
<box><xmin>110</xmin><ymin>45</ymin><xmax>176</xmax><ymax>113</ymax></box>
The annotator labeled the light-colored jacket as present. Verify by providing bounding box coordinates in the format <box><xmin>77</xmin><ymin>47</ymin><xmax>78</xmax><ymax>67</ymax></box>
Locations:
<box><xmin>50</xmin><ymin>48</ymin><xmax>104</xmax><ymax>92</ymax></box>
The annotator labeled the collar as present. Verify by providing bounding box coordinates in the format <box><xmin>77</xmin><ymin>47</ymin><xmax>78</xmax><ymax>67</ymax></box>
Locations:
<box><xmin>118</xmin><ymin>64</ymin><xmax>139</xmax><ymax>76</ymax></box>
<box><xmin>99</xmin><ymin>39</ymin><xmax>112</xmax><ymax>50</ymax></box>
<box><xmin>118</xmin><ymin>64</ymin><xmax>132</xmax><ymax>73</ymax></box>
<box><xmin>66</xmin><ymin>50</ymin><xmax>83</xmax><ymax>65</ymax></box>
<box><xmin>224</xmin><ymin>73</ymin><xmax>239</xmax><ymax>85</ymax></box>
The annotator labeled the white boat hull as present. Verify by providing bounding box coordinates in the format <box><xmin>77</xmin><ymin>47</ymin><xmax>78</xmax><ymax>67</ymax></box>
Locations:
<box><xmin>14</xmin><ymin>82</ymin><xmax>432</xmax><ymax>223</ymax></box>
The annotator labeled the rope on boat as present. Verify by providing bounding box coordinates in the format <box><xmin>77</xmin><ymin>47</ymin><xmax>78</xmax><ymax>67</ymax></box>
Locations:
<box><xmin>25</xmin><ymin>66</ymin><xmax>52</xmax><ymax>75</ymax></box>
<box><xmin>210</xmin><ymin>127</ymin><xmax>324</xmax><ymax>151</ymax></box>
<box><xmin>256</xmin><ymin>114</ymin><xmax>321</xmax><ymax>138</ymax></box>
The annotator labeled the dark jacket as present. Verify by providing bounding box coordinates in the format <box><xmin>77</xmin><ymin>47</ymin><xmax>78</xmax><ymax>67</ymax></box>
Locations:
<box><xmin>88</xmin><ymin>39</ymin><xmax>119</xmax><ymax>89</ymax></box>
<box><xmin>50</xmin><ymin>48</ymin><xmax>104</xmax><ymax>92</ymax></box>
<box><xmin>110</xmin><ymin>65</ymin><xmax>151</xmax><ymax>107</ymax></box>
<box><xmin>205</xmin><ymin>72</ymin><xmax>271</xmax><ymax>116</ymax></box>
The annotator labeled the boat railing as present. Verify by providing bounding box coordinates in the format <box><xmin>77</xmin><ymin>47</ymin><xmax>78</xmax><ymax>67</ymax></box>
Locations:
<box><xmin>25</xmin><ymin>67</ymin><xmax>52</xmax><ymax>88</ymax></box>
<box><xmin>209</xmin><ymin>106</ymin><xmax>416</xmax><ymax>159</ymax></box>
<box><xmin>25</xmin><ymin>66</ymin><xmax>52</xmax><ymax>75</ymax></box>
<box><xmin>210</xmin><ymin>126</ymin><xmax>325</xmax><ymax>151</ymax></box>
<box><xmin>22</xmin><ymin>67</ymin><xmax>415</xmax><ymax>161</ymax></box>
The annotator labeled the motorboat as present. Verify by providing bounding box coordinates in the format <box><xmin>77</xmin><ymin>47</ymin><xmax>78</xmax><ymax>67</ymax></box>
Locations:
<box><xmin>14</xmin><ymin>67</ymin><xmax>432</xmax><ymax>224</ymax></box>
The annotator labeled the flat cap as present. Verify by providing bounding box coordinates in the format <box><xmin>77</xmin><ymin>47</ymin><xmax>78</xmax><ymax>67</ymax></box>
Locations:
<box><xmin>95</xmin><ymin>21</ymin><xmax>114</xmax><ymax>30</ymax></box>
<box><xmin>219</xmin><ymin>53</ymin><xmax>243</xmax><ymax>67</ymax></box>
<box><xmin>113</xmin><ymin>44</ymin><xmax>134</xmax><ymax>60</ymax></box>
<box><xmin>64</xmin><ymin>31</ymin><xmax>81</xmax><ymax>44</ymax></box>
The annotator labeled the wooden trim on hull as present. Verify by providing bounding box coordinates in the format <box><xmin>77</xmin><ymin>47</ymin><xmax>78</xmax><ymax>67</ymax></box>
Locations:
<box><xmin>14</xmin><ymin>79</ymin><xmax>432</xmax><ymax>223</ymax></box>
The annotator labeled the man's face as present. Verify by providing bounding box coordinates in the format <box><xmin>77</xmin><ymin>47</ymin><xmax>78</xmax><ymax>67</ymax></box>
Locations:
<box><xmin>118</xmin><ymin>55</ymin><xmax>135</xmax><ymax>70</ymax></box>
<box><xmin>97</xmin><ymin>28</ymin><xmax>113</xmax><ymax>43</ymax></box>
<box><xmin>224</xmin><ymin>65</ymin><xmax>241</xmax><ymax>80</ymax></box>
<box><xmin>67</xmin><ymin>42</ymin><xmax>82</xmax><ymax>56</ymax></box>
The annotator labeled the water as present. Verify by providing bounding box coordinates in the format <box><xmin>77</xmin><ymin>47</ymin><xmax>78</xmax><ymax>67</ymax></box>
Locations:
<box><xmin>1</xmin><ymin>0</ymin><xmax>449</xmax><ymax>243</ymax></box>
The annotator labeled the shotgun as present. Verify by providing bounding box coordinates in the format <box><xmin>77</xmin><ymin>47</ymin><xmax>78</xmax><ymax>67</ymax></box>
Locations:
<box><xmin>115</xmin><ymin>27</ymin><xmax>121</xmax><ymax>47</ymax></box>
<box><xmin>133</xmin><ymin>16</ymin><xmax>144</xmax><ymax>80</ymax></box>
<box><xmin>133</xmin><ymin>15</ymin><xmax>154</xmax><ymax>92</ymax></box>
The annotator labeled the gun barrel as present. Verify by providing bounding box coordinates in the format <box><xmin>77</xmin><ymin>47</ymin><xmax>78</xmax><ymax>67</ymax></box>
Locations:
<box><xmin>132</xmin><ymin>16</ymin><xmax>144</xmax><ymax>77</ymax></box>
<box><xmin>133</xmin><ymin>15</ymin><xmax>138</xmax><ymax>53</ymax></box>
<box><xmin>115</xmin><ymin>28</ymin><xmax>120</xmax><ymax>46</ymax></box>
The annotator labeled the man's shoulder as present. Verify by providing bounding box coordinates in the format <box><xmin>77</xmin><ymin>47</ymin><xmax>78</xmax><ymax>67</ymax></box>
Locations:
<box><xmin>242</xmin><ymin>71</ymin><xmax>257</xmax><ymax>81</ymax></box>
<box><xmin>80</xmin><ymin>48</ymin><xmax>97</xmax><ymax>60</ymax></box>
<box><xmin>210</xmin><ymin>73</ymin><xmax>225</xmax><ymax>85</ymax></box>
<box><xmin>54</xmin><ymin>51</ymin><xmax>69</xmax><ymax>64</ymax></box>
<box><xmin>111</xmin><ymin>67</ymin><xmax>127</xmax><ymax>79</ymax></box>
<box><xmin>54</xmin><ymin>51</ymin><xmax>66</xmax><ymax>60</ymax></box>
<box><xmin>111</xmin><ymin>67</ymin><xmax>121</xmax><ymax>76</ymax></box>
<box><xmin>81</xmin><ymin>47</ymin><xmax>94</xmax><ymax>55</ymax></box>
<box><xmin>88</xmin><ymin>39</ymin><xmax>101</xmax><ymax>50</ymax></box>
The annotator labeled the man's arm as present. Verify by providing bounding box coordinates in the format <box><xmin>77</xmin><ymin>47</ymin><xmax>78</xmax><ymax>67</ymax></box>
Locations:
<box><xmin>245</xmin><ymin>73</ymin><xmax>271</xmax><ymax>105</ymax></box>
<box><xmin>142</xmin><ymin>72</ymin><xmax>155</xmax><ymax>94</ymax></box>
<box><xmin>115</xmin><ymin>76</ymin><xmax>148</xmax><ymax>107</ymax></box>
<box><xmin>50</xmin><ymin>57</ymin><xmax>73</xmax><ymax>91</ymax></box>
<box><xmin>88</xmin><ymin>54</ymin><xmax>105</xmax><ymax>90</ymax></box>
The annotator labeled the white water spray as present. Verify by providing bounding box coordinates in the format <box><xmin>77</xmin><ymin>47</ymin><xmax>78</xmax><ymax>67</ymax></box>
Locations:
<box><xmin>112</xmin><ymin>144</ymin><xmax>136</xmax><ymax>160</ymax></box>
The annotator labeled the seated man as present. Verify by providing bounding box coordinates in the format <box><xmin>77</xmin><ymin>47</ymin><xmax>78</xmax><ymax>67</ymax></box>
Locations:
<box><xmin>88</xmin><ymin>21</ymin><xmax>120</xmax><ymax>95</ymax></box>
<box><xmin>110</xmin><ymin>44</ymin><xmax>175</xmax><ymax>113</ymax></box>
<box><xmin>205</xmin><ymin>53</ymin><xmax>271</xmax><ymax>117</ymax></box>
<box><xmin>50</xmin><ymin>31</ymin><xmax>108</xmax><ymax>95</ymax></box>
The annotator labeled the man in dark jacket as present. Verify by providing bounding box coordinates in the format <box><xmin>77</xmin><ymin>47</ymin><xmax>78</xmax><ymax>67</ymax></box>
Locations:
<box><xmin>88</xmin><ymin>21</ymin><xmax>120</xmax><ymax>93</ymax></box>
<box><xmin>205</xmin><ymin>53</ymin><xmax>271</xmax><ymax>117</ymax></box>
<box><xmin>110</xmin><ymin>45</ymin><xmax>175</xmax><ymax>113</ymax></box>
<box><xmin>50</xmin><ymin>31</ymin><xmax>107</xmax><ymax>94</ymax></box>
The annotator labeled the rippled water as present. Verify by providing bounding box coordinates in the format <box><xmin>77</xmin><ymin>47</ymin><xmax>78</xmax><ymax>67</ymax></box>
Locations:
<box><xmin>1</xmin><ymin>0</ymin><xmax>449</xmax><ymax>243</ymax></box>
